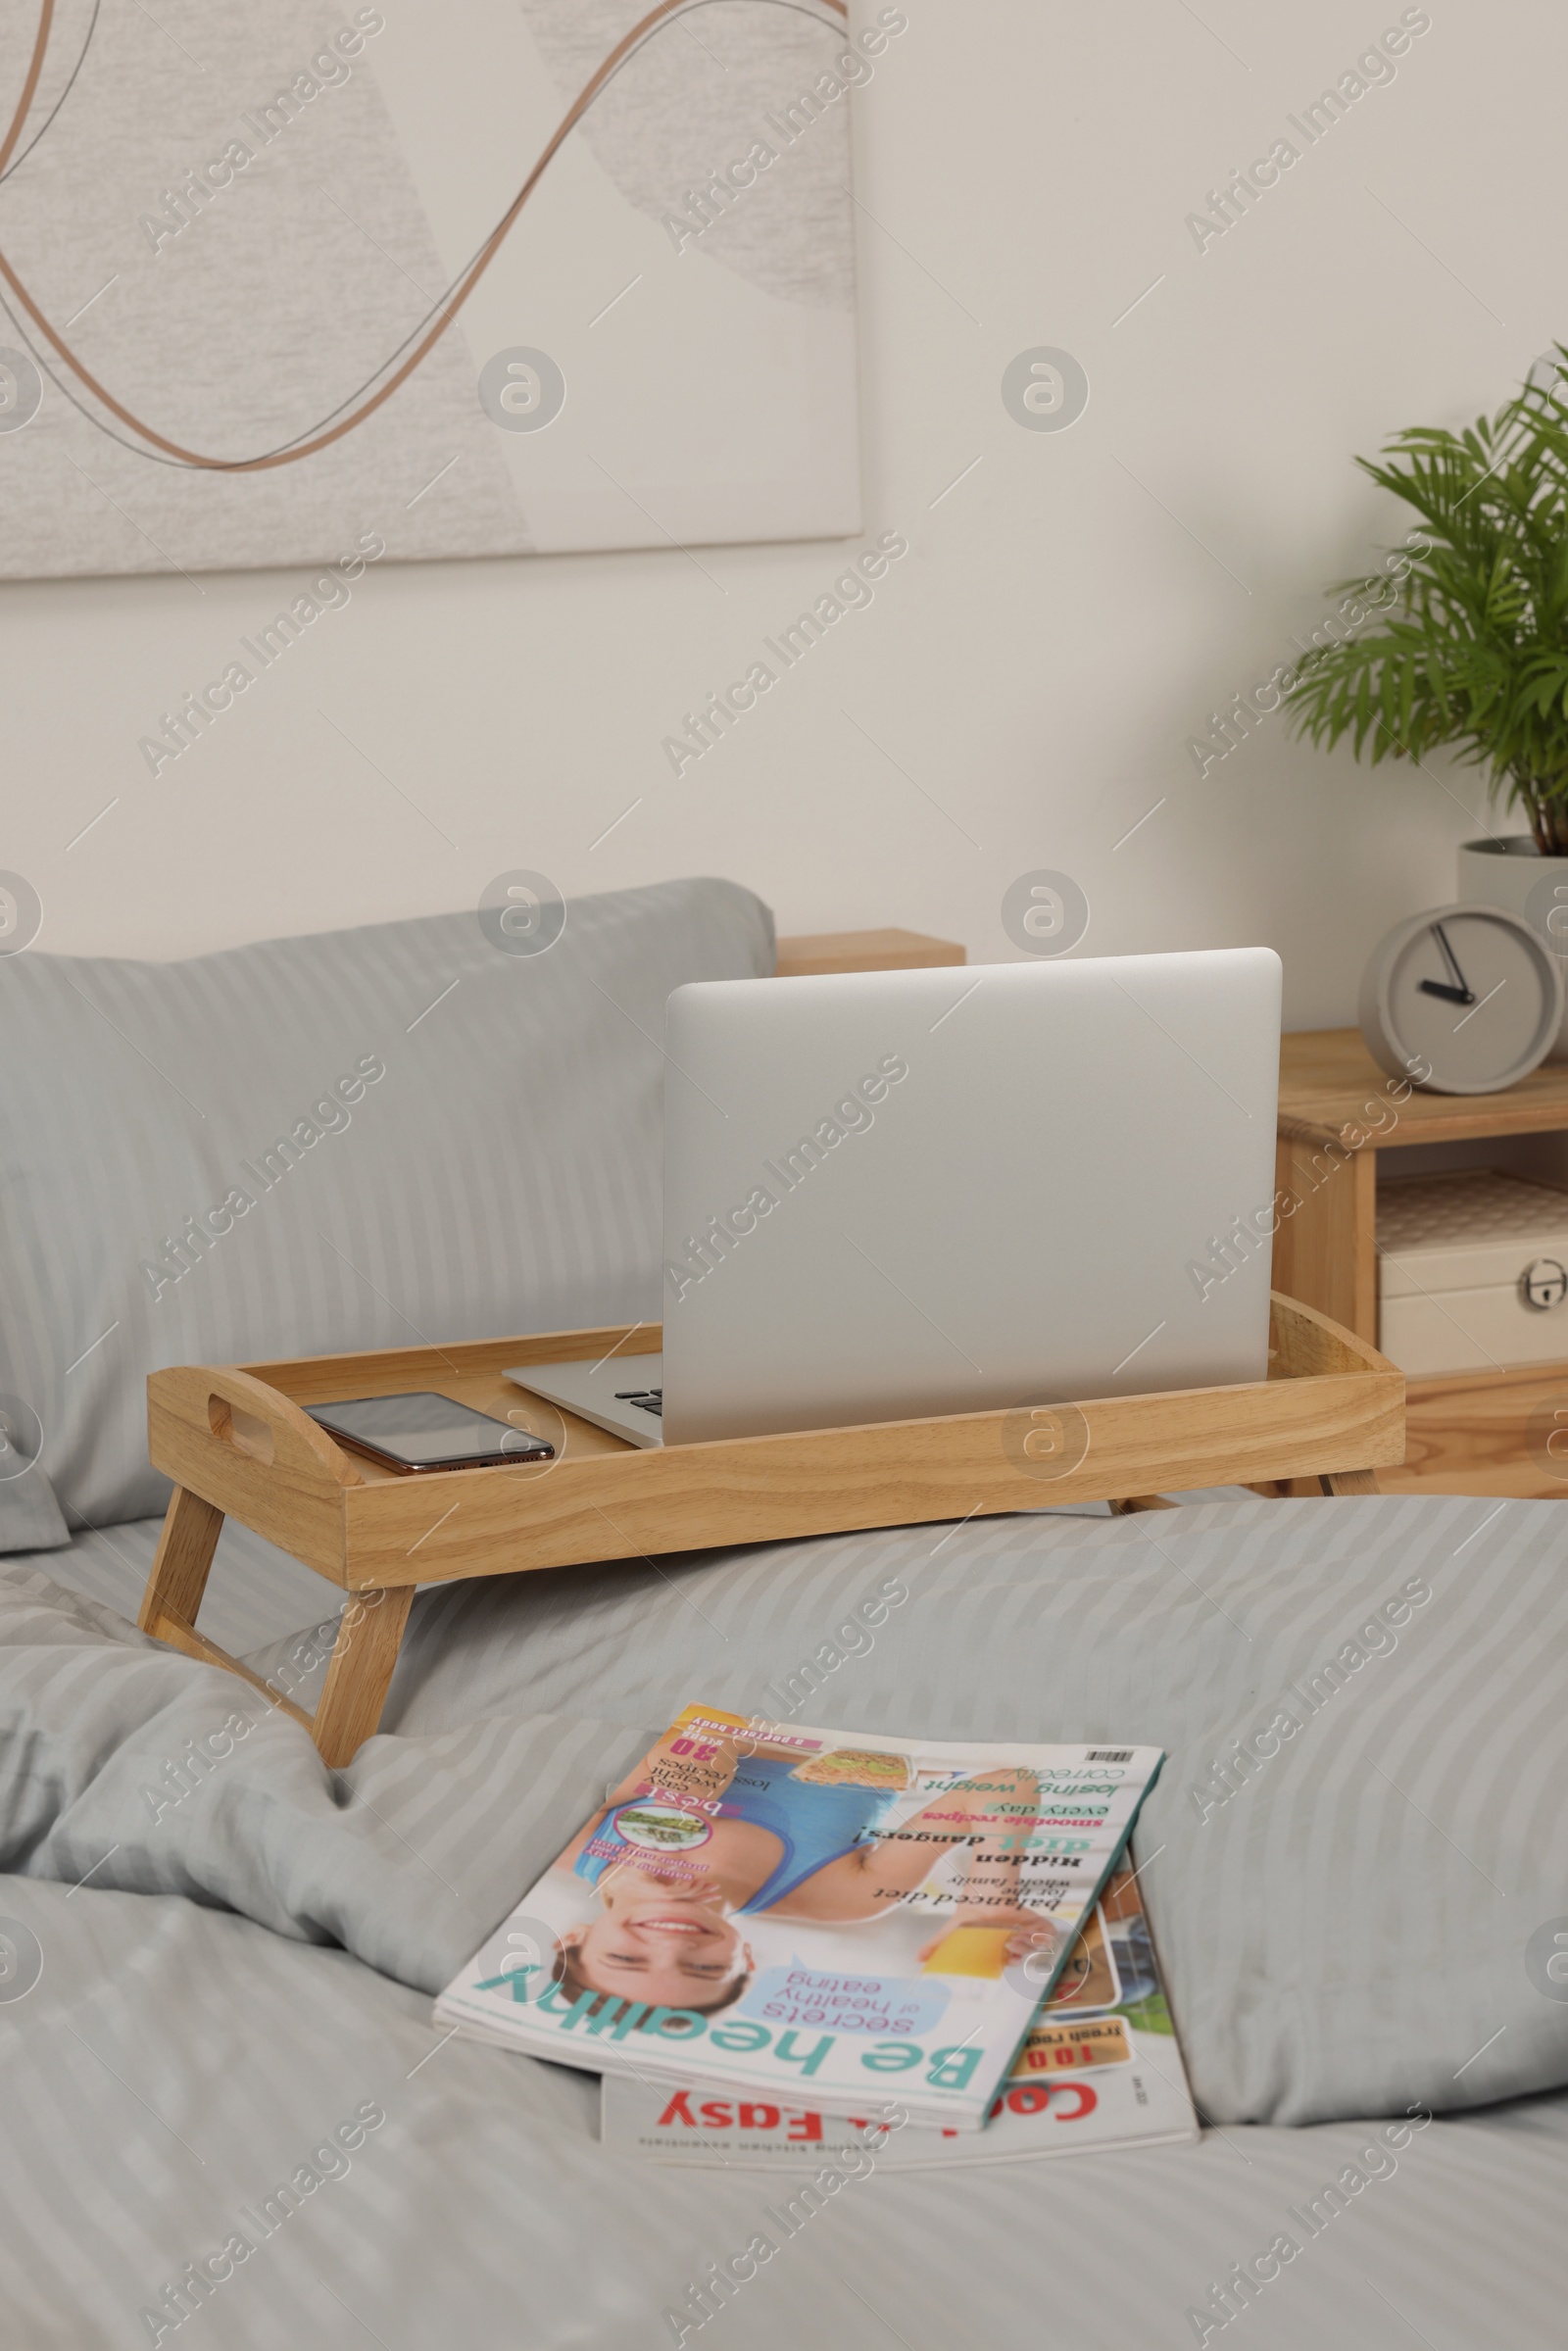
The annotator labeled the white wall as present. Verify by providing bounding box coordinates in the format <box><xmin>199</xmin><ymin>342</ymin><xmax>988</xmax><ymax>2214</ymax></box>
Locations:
<box><xmin>5</xmin><ymin>0</ymin><xmax>1551</xmax><ymax>1028</ymax></box>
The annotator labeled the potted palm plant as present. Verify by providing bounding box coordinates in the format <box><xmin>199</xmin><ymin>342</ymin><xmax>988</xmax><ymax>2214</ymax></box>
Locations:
<box><xmin>1284</xmin><ymin>354</ymin><xmax>1568</xmax><ymax>1050</ymax></box>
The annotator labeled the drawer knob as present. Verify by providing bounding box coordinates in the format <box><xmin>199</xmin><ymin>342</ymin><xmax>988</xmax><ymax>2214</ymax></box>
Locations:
<box><xmin>1523</xmin><ymin>1257</ymin><xmax>1568</xmax><ymax>1310</ymax></box>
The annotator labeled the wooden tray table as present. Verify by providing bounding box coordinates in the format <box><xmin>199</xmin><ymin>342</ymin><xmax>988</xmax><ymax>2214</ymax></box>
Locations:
<box><xmin>136</xmin><ymin>1293</ymin><xmax>1402</xmax><ymax>1766</ymax></box>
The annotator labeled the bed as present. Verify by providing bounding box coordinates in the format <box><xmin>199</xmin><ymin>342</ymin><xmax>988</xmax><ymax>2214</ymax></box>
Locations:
<box><xmin>2</xmin><ymin>880</ymin><xmax>1564</xmax><ymax>2348</ymax></box>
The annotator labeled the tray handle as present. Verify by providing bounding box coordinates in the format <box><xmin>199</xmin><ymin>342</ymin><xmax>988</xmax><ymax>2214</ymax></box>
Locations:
<box><xmin>152</xmin><ymin>1364</ymin><xmax>367</xmax><ymax>1489</ymax></box>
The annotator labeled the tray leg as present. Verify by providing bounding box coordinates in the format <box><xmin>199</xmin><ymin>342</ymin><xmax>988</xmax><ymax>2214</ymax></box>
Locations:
<box><xmin>136</xmin><ymin>1489</ymin><xmax>406</xmax><ymax>1759</ymax></box>
<box><xmin>311</xmin><ymin>1587</ymin><xmax>416</xmax><ymax>1769</ymax></box>
<box><xmin>1320</xmin><ymin>1469</ymin><xmax>1380</xmax><ymax>1496</ymax></box>
<box><xmin>138</xmin><ymin>1486</ymin><xmax>224</xmax><ymax>1640</ymax></box>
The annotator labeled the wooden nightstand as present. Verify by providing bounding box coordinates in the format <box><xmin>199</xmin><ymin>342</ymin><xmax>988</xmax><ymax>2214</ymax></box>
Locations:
<box><xmin>1272</xmin><ymin>1028</ymin><xmax>1568</xmax><ymax>1495</ymax></box>
<box><xmin>774</xmin><ymin>927</ymin><xmax>965</xmax><ymax>977</ymax></box>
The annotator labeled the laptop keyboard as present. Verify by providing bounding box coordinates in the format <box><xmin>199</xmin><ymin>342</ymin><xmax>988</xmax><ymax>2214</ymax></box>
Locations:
<box><xmin>613</xmin><ymin>1388</ymin><xmax>663</xmax><ymax>1418</ymax></box>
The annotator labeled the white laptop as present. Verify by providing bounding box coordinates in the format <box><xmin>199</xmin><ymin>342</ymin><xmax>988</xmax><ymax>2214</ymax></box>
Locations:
<box><xmin>508</xmin><ymin>948</ymin><xmax>1282</xmax><ymax>1448</ymax></box>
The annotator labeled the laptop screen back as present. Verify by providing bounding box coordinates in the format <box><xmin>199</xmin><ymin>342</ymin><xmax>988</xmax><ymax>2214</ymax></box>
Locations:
<box><xmin>660</xmin><ymin>949</ymin><xmax>1282</xmax><ymax>1445</ymax></box>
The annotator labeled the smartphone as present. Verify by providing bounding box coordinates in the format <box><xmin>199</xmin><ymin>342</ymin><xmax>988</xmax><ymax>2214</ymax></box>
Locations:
<box><xmin>303</xmin><ymin>1393</ymin><xmax>555</xmax><ymax>1474</ymax></box>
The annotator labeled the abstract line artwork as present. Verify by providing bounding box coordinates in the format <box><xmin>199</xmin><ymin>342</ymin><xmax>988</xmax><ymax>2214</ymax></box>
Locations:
<box><xmin>0</xmin><ymin>0</ymin><xmax>872</xmax><ymax>577</ymax></box>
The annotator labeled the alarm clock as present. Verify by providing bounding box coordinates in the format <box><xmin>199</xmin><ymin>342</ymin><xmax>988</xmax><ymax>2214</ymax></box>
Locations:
<box><xmin>1359</xmin><ymin>903</ymin><xmax>1564</xmax><ymax>1096</ymax></box>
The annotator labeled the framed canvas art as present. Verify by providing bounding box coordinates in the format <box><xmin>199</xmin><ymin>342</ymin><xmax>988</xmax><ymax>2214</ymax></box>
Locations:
<box><xmin>0</xmin><ymin>0</ymin><xmax>881</xmax><ymax>576</ymax></box>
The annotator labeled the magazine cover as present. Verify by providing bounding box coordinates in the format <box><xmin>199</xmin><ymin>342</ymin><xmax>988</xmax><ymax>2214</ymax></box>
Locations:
<box><xmin>599</xmin><ymin>1858</ymin><xmax>1198</xmax><ymax>2166</ymax></box>
<box><xmin>433</xmin><ymin>1704</ymin><xmax>1163</xmax><ymax>2129</ymax></box>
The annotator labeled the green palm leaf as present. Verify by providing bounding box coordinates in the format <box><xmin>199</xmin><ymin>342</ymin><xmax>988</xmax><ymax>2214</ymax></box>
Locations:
<box><xmin>1285</xmin><ymin>351</ymin><xmax>1568</xmax><ymax>853</ymax></box>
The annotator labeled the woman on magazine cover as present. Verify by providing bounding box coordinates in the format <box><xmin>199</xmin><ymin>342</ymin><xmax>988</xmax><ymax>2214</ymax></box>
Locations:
<box><xmin>543</xmin><ymin>1721</ymin><xmax>1057</xmax><ymax>2016</ymax></box>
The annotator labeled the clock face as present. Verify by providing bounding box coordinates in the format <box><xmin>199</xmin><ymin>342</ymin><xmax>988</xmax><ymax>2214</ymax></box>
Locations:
<box><xmin>1360</xmin><ymin>906</ymin><xmax>1565</xmax><ymax>1096</ymax></box>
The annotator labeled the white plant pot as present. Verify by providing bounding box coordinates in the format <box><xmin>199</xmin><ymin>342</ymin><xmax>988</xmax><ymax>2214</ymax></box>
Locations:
<box><xmin>1457</xmin><ymin>836</ymin><xmax>1568</xmax><ymax>1060</ymax></box>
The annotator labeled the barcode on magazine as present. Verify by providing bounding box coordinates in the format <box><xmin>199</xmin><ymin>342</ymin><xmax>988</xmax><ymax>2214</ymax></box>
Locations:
<box><xmin>1087</xmin><ymin>1749</ymin><xmax>1133</xmax><ymax>1762</ymax></box>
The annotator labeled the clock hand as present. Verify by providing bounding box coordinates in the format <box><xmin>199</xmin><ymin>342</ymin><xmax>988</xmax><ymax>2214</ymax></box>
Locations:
<box><xmin>1429</xmin><ymin>920</ymin><xmax>1477</xmax><ymax>1004</ymax></box>
<box><xmin>1417</xmin><ymin>979</ymin><xmax>1472</xmax><ymax>1004</ymax></box>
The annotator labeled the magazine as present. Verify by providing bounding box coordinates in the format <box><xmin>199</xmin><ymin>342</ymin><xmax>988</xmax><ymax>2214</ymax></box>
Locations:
<box><xmin>433</xmin><ymin>1703</ymin><xmax>1163</xmax><ymax>2130</ymax></box>
<box><xmin>599</xmin><ymin>1858</ymin><xmax>1199</xmax><ymax>2165</ymax></box>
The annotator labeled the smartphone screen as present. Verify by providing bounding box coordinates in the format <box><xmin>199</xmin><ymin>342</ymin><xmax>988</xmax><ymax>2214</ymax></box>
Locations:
<box><xmin>304</xmin><ymin>1393</ymin><xmax>554</xmax><ymax>1471</ymax></box>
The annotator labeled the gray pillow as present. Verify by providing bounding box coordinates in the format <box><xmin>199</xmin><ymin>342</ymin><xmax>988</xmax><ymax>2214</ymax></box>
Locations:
<box><xmin>0</xmin><ymin>877</ymin><xmax>772</xmax><ymax>1526</ymax></box>
<box><xmin>0</xmin><ymin>1432</ymin><xmax>71</xmax><ymax>1555</ymax></box>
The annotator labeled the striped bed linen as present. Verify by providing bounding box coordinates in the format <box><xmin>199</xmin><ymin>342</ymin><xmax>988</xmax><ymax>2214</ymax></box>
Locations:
<box><xmin>0</xmin><ymin>1860</ymin><xmax>1561</xmax><ymax>2350</ymax></box>
<box><xmin>6</xmin><ymin>1487</ymin><xmax>1565</xmax><ymax>2042</ymax></box>
<box><xmin>2</xmin><ymin>873</ymin><xmax>1561</xmax><ymax>2340</ymax></box>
